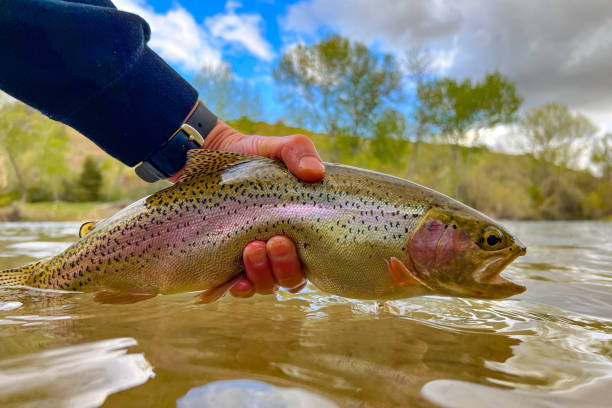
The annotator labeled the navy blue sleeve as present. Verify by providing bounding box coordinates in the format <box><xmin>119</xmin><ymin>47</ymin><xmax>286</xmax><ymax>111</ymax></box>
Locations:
<box><xmin>0</xmin><ymin>0</ymin><xmax>200</xmax><ymax>167</ymax></box>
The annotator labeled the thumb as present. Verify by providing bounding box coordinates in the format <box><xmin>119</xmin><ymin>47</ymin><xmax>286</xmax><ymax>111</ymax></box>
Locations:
<box><xmin>256</xmin><ymin>134</ymin><xmax>325</xmax><ymax>182</ymax></box>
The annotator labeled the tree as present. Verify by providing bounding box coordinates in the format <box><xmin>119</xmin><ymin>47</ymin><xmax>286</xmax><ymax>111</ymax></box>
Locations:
<box><xmin>36</xmin><ymin>120</ymin><xmax>69</xmax><ymax>200</ymax></box>
<box><xmin>274</xmin><ymin>34</ymin><xmax>403</xmax><ymax>147</ymax></box>
<box><xmin>419</xmin><ymin>72</ymin><xmax>522</xmax><ymax>198</ymax></box>
<box><xmin>76</xmin><ymin>156</ymin><xmax>103</xmax><ymax>202</ymax></box>
<box><xmin>193</xmin><ymin>63</ymin><xmax>263</xmax><ymax>121</ymax></box>
<box><xmin>0</xmin><ymin>103</ymin><xmax>43</xmax><ymax>201</ymax></box>
<box><xmin>520</xmin><ymin>103</ymin><xmax>598</xmax><ymax>168</ymax></box>
<box><xmin>404</xmin><ymin>49</ymin><xmax>434</xmax><ymax>171</ymax></box>
<box><xmin>0</xmin><ymin>101</ymin><xmax>70</xmax><ymax>202</ymax></box>
<box><xmin>592</xmin><ymin>133</ymin><xmax>612</xmax><ymax>180</ymax></box>
<box><xmin>371</xmin><ymin>109</ymin><xmax>408</xmax><ymax>163</ymax></box>
<box><xmin>420</xmin><ymin>72</ymin><xmax>522</xmax><ymax>146</ymax></box>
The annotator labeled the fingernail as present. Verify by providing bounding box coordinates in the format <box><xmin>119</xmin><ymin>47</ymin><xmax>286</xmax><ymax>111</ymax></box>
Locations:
<box><xmin>248</xmin><ymin>246</ymin><xmax>268</xmax><ymax>266</ymax></box>
<box><xmin>269</xmin><ymin>240</ymin><xmax>291</xmax><ymax>259</ymax></box>
<box><xmin>232</xmin><ymin>279</ymin><xmax>251</xmax><ymax>293</ymax></box>
<box><xmin>298</xmin><ymin>156</ymin><xmax>324</xmax><ymax>173</ymax></box>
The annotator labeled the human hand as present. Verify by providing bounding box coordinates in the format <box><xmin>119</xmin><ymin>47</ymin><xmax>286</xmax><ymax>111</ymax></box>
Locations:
<box><xmin>170</xmin><ymin>120</ymin><xmax>325</xmax><ymax>298</ymax></box>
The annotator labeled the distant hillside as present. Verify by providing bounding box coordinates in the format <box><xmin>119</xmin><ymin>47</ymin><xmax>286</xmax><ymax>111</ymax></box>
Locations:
<box><xmin>1</xmin><ymin>109</ymin><xmax>610</xmax><ymax>220</ymax></box>
<box><xmin>229</xmin><ymin>118</ymin><xmax>612</xmax><ymax>220</ymax></box>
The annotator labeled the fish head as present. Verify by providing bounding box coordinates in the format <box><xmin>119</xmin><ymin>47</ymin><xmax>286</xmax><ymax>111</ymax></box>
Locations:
<box><xmin>399</xmin><ymin>207</ymin><xmax>526</xmax><ymax>299</ymax></box>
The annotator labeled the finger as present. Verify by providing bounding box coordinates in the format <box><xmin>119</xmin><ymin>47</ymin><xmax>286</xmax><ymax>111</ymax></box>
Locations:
<box><xmin>243</xmin><ymin>241</ymin><xmax>277</xmax><ymax>294</ymax></box>
<box><xmin>257</xmin><ymin>134</ymin><xmax>325</xmax><ymax>182</ymax></box>
<box><xmin>266</xmin><ymin>236</ymin><xmax>305</xmax><ymax>289</ymax></box>
<box><xmin>230</xmin><ymin>276</ymin><xmax>256</xmax><ymax>298</ymax></box>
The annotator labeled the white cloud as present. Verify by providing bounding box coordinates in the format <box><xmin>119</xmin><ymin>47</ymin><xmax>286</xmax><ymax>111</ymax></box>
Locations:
<box><xmin>113</xmin><ymin>0</ymin><xmax>222</xmax><ymax>72</ymax></box>
<box><xmin>283</xmin><ymin>0</ymin><xmax>612</xmax><ymax>132</ymax></box>
<box><xmin>282</xmin><ymin>0</ymin><xmax>461</xmax><ymax>47</ymax></box>
<box><xmin>429</xmin><ymin>48</ymin><xmax>457</xmax><ymax>74</ymax></box>
<box><xmin>205</xmin><ymin>2</ymin><xmax>275</xmax><ymax>61</ymax></box>
<box><xmin>112</xmin><ymin>1</ymin><xmax>276</xmax><ymax>72</ymax></box>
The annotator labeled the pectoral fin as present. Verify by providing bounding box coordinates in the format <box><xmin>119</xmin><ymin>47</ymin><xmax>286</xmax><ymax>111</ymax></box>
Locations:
<box><xmin>196</xmin><ymin>274</ymin><xmax>244</xmax><ymax>304</ymax></box>
<box><xmin>387</xmin><ymin>257</ymin><xmax>433</xmax><ymax>290</ymax></box>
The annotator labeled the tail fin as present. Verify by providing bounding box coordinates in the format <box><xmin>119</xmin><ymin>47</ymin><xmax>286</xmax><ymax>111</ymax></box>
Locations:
<box><xmin>0</xmin><ymin>262</ymin><xmax>40</xmax><ymax>287</ymax></box>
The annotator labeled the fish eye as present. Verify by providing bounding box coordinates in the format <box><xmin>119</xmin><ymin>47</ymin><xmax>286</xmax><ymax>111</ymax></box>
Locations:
<box><xmin>482</xmin><ymin>228</ymin><xmax>504</xmax><ymax>250</ymax></box>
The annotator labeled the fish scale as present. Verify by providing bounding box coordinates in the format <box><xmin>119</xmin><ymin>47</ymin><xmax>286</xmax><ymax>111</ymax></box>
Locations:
<box><xmin>0</xmin><ymin>149</ymin><xmax>526</xmax><ymax>301</ymax></box>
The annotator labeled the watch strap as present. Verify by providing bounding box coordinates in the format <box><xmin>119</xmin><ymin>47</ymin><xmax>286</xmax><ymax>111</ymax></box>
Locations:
<box><xmin>135</xmin><ymin>101</ymin><xmax>217</xmax><ymax>182</ymax></box>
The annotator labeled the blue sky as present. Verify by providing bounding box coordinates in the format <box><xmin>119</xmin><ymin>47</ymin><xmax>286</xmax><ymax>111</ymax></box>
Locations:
<box><xmin>131</xmin><ymin>0</ymin><xmax>286</xmax><ymax>79</ymax></box>
<box><xmin>112</xmin><ymin>0</ymin><xmax>612</xmax><ymax>133</ymax></box>
<box><xmin>114</xmin><ymin>0</ymin><xmax>309</xmax><ymax>121</ymax></box>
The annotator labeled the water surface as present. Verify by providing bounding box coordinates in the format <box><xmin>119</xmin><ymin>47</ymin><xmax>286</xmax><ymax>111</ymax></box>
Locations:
<box><xmin>0</xmin><ymin>221</ymin><xmax>611</xmax><ymax>407</ymax></box>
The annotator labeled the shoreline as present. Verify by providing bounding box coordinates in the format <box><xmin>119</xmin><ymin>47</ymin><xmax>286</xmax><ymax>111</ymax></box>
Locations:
<box><xmin>0</xmin><ymin>202</ymin><xmax>127</xmax><ymax>222</ymax></box>
<box><xmin>0</xmin><ymin>201</ymin><xmax>609</xmax><ymax>222</ymax></box>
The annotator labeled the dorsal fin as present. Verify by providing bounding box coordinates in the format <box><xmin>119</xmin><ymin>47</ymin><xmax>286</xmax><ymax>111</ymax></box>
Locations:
<box><xmin>178</xmin><ymin>149</ymin><xmax>263</xmax><ymax>183</ymax></box>
<box><xmin>79</xmin><ymin>221</ymin><xmax>98</xmax><ymax>238</ymax></box>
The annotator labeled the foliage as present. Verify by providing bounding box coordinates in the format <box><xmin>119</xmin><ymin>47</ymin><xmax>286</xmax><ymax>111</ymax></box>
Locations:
<box><xmin>419</xmin><ymin>72</ymin><xmax>522</xmax><ymax>145</ymax></box>
<box><xmin>520</xmin><ymin>103</ymin><xmax>598</xmax><ymax>167</ymax></box>
<box><xmin>274</xmin><ymin>34</ymin><xmax>403</xmax><ymax>144</ymax></box>
<box><xmin>0</xmin><ymin>102</ymin><xmax>69</xmax><ymax>202</ymax></box>
<box><xmin>403</xmin><ymin>49</ymin><xmax>435</xmax><ymax>171</ymax></box>
<box><xmin>416</xmin><ymin>72</ymin><xmax>522</xmax><ymax>198</ymax></box>
<box><xmin>27</xmin><ymin>185</ymin><xmax>54</xmax><ymax>203</ymax></box>
<box><xmin>1</xmin><ymin>35</ymin><xmax>611</xmax><ymax>221</ymax></box>
<box><xmin>0</xmin><ymin>191</ymin><xmax>19</xmax><ymax>207</ymax></box>
<box><xmin>76</xmin><ymin>156</ymin><xmax>103</xmax><ymax>202</ymax></box>
<box><xmin>433</xmin><ymin>73</ymin><xmax>521</xmax><ymax>132</ymax></box>
<box><xmin>193</xmin><ymin>63</ymin><xmax>263</xmax><ymax>121</ymax></box>
<box><xmin>591</xmin><ymin>133</ymin><xmax>612</xmax><ymax>180</ymax></box>
<box><xmin>0</xmin><ymin>201</ymin><xmax>124</xmax><ymax>222</ymax></box>
<box><xmin>0</xmin><ymin>103</ymin><xmax>41</xmax><ymax>201</ymax></box>
<box><xmin>370</xmin><ymin>109</ymin><xmax>408</xmax><ymax>163</ymax></box>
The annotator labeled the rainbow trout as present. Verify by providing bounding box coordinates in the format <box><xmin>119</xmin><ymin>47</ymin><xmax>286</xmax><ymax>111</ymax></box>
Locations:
<box><xmin>0</xmin><ymin>150</ymin><xmax>526</xmax><ymax>302</ymax></box>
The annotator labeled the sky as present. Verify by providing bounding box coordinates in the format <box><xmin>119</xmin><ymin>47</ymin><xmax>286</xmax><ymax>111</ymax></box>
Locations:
<box><xmin>112</xmin><ymin>0</ymin><xmax>612</xmax><ymax>138</ymax></box>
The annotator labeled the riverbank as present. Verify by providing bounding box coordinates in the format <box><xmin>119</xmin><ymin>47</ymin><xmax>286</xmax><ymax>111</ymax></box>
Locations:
<box><xmin>1</xmin><ymin>201</ymin><xmax>610</xmax><ymax>222</ymax></box>
<box><xmin>2</xmin><ymin>110</ymin><xmax>611</xmax><ymax>220</ymax></box>
<box><xmin>0</xmin><ymin>202</ymin><xmax>127</xmax><ymax>222</ymax></box>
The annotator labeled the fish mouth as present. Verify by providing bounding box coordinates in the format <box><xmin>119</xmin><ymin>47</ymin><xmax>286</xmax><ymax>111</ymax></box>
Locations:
<box><xmin>474</xmin><ymin>245</ymin><xmax>526</xmax><ymax>295</ymax></box>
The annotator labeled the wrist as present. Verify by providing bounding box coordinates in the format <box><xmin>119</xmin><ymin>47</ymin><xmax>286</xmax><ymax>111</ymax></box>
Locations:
<box><xmin>168</xmin><ymin>121</ymin><xmax>244</xmax><ymax>183</ymax></box>
<box><xmin>135</xmin><ymin>100</ymin><xmax>217</xmax><ymax>182</ymax></box>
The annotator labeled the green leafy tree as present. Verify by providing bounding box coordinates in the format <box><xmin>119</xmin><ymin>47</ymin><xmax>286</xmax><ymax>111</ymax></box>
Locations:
<box><xmin>0</xmin><ymin>101</ymin><xmax>70</xmax><ymax>202</ymax></box>
<box><xmin>36</xmin><ymin>121</ymin><xmax>69</xmax><ymax>200</ymax></box>
<box><xmin>371</xmin><ymin>109</ymin><xmax>408</xmax><ymax>163</ymax></box>
<box><xmin>76</xmin><ymin>156</ymin><xmax>103</xmax><ymax>202</ymax></box>
<box><xmin>274</xmin><ymin>34</ymin><xmax>403</xmax><ymax>151</ymax></box>
<box><xmin>0</xmin><ymin>103</ymin><xmax>44</xmax><ymax>201</ymax></box>
<box><xmin>592</xmin><ymin>133</ymin><xmax>612</xmax><ymax>181</ymax></box>
<box><xmin>193</xmin><ymin>63</ymin><xmax>263</xmax><ymax>121</ymax></box>
<box><xmin>520</xmin><ymin>103</ymin><xmax>598</xmax><ymax>168</ymax></box>
<box><xmin>420</xmin><ymin>72</ymin><xmax>522</xmax><ymax>145</ymax></box>
<box><xmin>419</xmin><ymin>72</ymin><xmax>522</xmax><ymax>198</ymax></box>
<box><xmin>402</xmin><ymin>48</ymin><xmax>440</xmax><ymax>175</ymax></box>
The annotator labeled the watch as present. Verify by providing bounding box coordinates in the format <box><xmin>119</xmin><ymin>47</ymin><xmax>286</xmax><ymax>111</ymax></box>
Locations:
<box><xmin>135</xmin><ymin>100</ymin><xmax>217</xmax><ymax>182</ymax></box>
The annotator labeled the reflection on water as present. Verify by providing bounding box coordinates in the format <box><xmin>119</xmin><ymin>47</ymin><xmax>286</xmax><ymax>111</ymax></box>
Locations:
<box><xmin>176</xmin><ymin>379</ymin><xmax>339</xmax><ymax>408</ymax></box>
<box><xmin>0</xmin><ymin>221</ymin><xmax>611</xmax><ymax>407</ymax></box>
<box><xmin>0</xmin><ymin>337</ymin><xmax>153</xmax><ymax>408</ymax></box>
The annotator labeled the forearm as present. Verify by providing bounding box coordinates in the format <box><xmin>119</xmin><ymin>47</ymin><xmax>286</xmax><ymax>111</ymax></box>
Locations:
<box><xmin>0</xmin><ymin>0</ymin><xmax>198</xmax><ymax>166</ymax></box>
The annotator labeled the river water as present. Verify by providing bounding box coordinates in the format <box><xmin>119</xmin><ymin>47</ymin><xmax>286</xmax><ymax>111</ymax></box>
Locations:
<box><xmin>0</xmin><ymin>221</ymin><xmax>610</xmax><ymax>407</ymax></box>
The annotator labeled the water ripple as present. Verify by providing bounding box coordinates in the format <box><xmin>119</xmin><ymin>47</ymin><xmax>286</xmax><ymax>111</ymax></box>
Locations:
<box><xmin>0</xmin><ymin>338</ymin><xmax>154</xmax><ymax>408</ymax></box>
<box><xmin>0</xmin><ymin>221</ymin><xmax>611</xmax><ymax>407</ymax></box>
